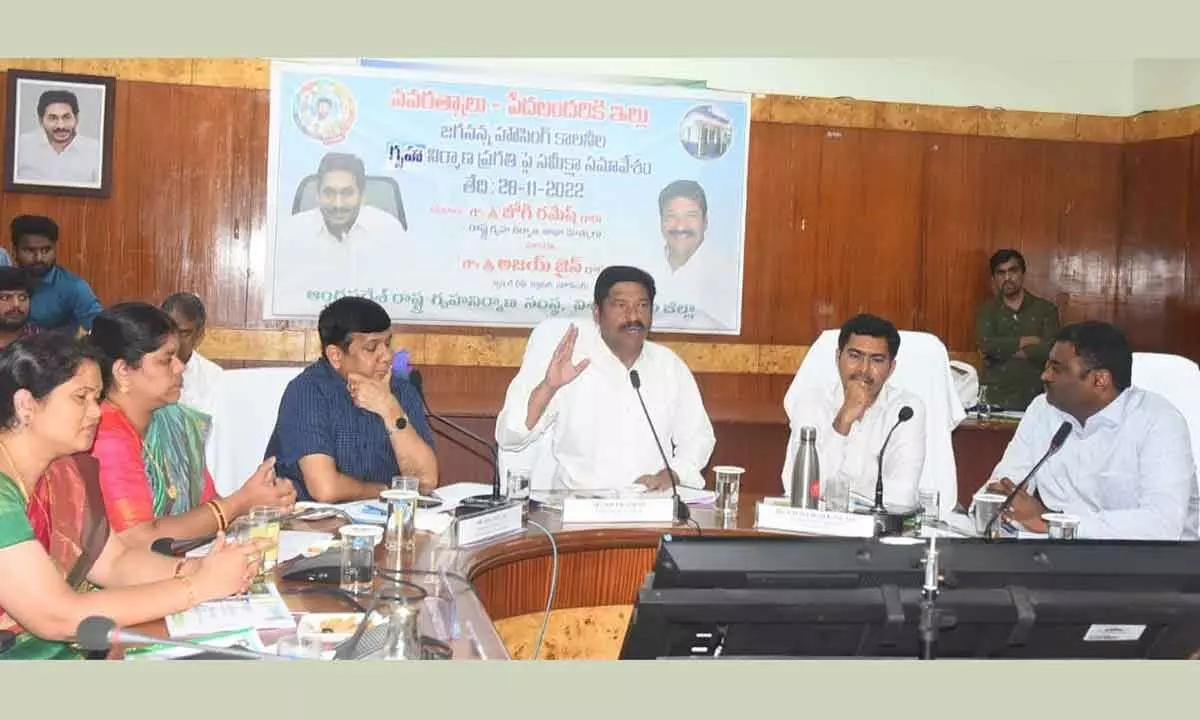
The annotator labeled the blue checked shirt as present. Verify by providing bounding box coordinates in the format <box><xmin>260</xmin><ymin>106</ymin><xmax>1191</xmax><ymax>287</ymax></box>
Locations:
<box><xmin>265</xmin><ymin>359</ymin><xmax>435</xmax><ymax>501</ymax></box>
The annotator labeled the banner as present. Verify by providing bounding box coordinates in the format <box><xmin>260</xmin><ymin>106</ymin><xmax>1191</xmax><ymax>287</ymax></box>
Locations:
<box><xmin>264</xmin><ymin>61</ymin><xmax>750</xmax><ymax>334</ymax></box>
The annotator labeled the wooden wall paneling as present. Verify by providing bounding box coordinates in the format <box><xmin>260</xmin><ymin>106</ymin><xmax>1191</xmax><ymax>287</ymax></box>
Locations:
<box><xmin>810</xmin><ymin>128</ymin><xmax>926</xmax><ymax>337</ymax></box>
<box><xmin>916</xmin><ymin>133</ymin><xmax>988</xmax><ymax>352</ymax></box>
<box><xmin>1184</xmin><ymin>136</ymin><xmax>1200</xmax><ymax>361</ymax></box>
<box><xmin>1044</xmin><ymin>141</ymin><xmax>1123</xmax><ymax>328</ymax></box>
<box><xmin>1117</xmin><ymin>138</ymin><xmax>1191</xmax><ymax>353</ymax></box>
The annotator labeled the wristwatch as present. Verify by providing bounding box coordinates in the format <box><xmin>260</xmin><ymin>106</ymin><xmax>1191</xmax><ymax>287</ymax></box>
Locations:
<box><xmin>390</xmin><ymin>414</ymin><xmax>408</xmax><ymax>433</ymax></box>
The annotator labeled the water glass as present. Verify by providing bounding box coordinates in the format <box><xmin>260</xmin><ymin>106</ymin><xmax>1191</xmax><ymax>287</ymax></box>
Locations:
<box><xmin>821</xmin><ymin>472</ymin><xmax>850</xmax><ymax>513</ymax></box>
<box><xmin>712</xmin><ymin>465</ymin><xmax>744</xmax><ymax>515</ymax></box>
<box><xmin>1043</xmin><ymin>513</ymin><xmax>1080</xmax><ymax>540</ymax></box>
<box><xmin>276</xmin><ymin>632</ymin><xmax>324</xmax><ymax>659</ymax></box>
<box><xmin>918</xmin><ymin>488</ymin><xmax>940</xmax><ymax>525</ymax></box>
<box><xmin>506</xmin><ymin>469</ymin><xmax>531</xmax><ymax>502</ymax></box>
<box><xmin>977</xmin><ymin>385</ymin><xmax>992</xmax><ymax>421</ymax></box>
<box><xmin>248</xmin><ymin>506</ymin><xmax>282</xmax><ymax>573</ymax></box>
<box><xmin>391</xmin><ymin>475</ymin><xmax>420</xmax><ymax>493</ymax></box>
<box><xmin>339</xmin><ymin>524</ymin><xmax>378</xmax><ymax>596</ymax></box>
<box><xmin>972</xmin><ymin>492</ymin><xmax>1006</xmax><ymax>538</ymax></box>
<box><xmin>381</xmin><ymin>488</ymin><xmax>418</xmax><ymax>552</ymax></box>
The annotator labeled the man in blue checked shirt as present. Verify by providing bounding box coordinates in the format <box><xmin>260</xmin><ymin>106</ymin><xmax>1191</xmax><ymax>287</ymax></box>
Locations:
<box><xmin>265</xmin><ymin>296</ymin><xmax>438</xmax><ymax>503</ymax></box>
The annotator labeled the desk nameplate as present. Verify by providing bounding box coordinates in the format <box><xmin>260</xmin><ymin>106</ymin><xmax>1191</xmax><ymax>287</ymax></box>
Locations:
<box><xmin>453</xmin><ymin>502</ymin><xmax>526</xmax><ymax>547</ymax></box>
<box><xmin>562</xmin><ymin>497</ymin><xmax>676</xmax><ymax>525</ymax></box>
<box><xmin>754</xmin><ymin>501</ymin><xmax>877</xmax><ymax>538</ymax></box>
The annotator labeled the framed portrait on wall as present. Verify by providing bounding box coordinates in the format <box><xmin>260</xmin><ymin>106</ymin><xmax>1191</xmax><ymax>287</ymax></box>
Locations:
<box><xmin>3</xmin><ymin>69</ymin><xmax>116</xmax><ymax>198</ymax></box>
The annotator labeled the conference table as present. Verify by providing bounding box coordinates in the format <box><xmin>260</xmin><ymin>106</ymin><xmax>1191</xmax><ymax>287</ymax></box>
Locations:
<box><xmin>128</xmin><ymin>490</ymin><xmax>791</xmax><ymax>660</ymax></box>
<box><xmin>123</xmin><ymin>418</ymin><xmax>1020</xmax><ymax>660</ymax></box>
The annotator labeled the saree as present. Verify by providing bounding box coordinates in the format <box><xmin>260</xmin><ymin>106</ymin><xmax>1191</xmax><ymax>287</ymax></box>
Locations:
<box><xmin>93</xmin><ymin>402</ymin><xmax>217</xmax><ymax>533</ymax></box>
<box><xmin>0</xmin><ymin>454</ymin><xmax>110</xmax><ymax>660</ymax></box>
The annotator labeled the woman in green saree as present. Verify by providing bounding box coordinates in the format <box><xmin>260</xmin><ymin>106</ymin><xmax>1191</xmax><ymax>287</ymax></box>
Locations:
<box><xmin>87</xmin><ymin>303</ymin><xmax>294</xmax><ymax>549</ymax></box>
<box><xmin>0</xmin><ymin>334</ymin><xmax>263</xmax><ymax>659</ymax></box>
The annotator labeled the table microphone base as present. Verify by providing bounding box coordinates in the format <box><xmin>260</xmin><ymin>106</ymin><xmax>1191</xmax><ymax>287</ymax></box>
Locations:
<box><xmin>458</xmin><ymin>493</ymin><xmax>511</xmax><ymax>514</ymax></box>
<box><xmin>858</xmin><ymin>504</ymin><xmax>920</xmax><ymax>537</ymax></box>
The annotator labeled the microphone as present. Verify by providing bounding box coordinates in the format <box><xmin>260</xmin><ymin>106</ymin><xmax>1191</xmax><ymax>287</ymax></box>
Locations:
<box><xmin>873</xmin><ymin>405</ymin><xmax>915</xmax><ymax>512</ymax></box>
<box><xmin>150</xmin><ymin>536</ymin><xmax>215</xmax><ymax>557</ymax></box>
<box><xmin>406</xmin><ymin>367</ymin><xmax>505</xmax><ymax>510</ymax></box>
<box><xmin>75</xmin><ymin>616</ymin><xmax>286</xmax><ymax>660</ymax></box>
<box><xmin>629</xmin><ymin>369</ymin><xmax>689</xmax><ymax>524</ymax></box>
<box><xmin>983</xmin><ymin>420</ymin><xmax>1072</xmax><ymax>539</ymax></box>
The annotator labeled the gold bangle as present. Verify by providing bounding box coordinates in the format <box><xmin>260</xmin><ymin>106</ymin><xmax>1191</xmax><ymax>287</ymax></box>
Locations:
<box><xmin>206</xmin><ymin>500</ymin><xmax>227</xmax><ymax>533</ymax></box>
<box><xmin>178</xmin><ymin>575</ymin><xmax>196</xmax><ymax>606</ymax></box>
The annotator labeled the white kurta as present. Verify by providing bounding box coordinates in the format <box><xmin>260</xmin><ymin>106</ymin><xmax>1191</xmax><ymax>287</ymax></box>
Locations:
<box><xmin>781</xmin><ymin>381</ymin><xmax>927</xmax><ymax>508</ymax></box>
<box><xmin>496</xmin><ymin>320</ymin><xmax>716</xmax><ymax>492</ymax></box>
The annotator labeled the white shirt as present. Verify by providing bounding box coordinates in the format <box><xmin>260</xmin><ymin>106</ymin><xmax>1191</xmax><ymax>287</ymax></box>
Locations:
<box><xmin>271</xmin><ymin>205</ymin><xmax>406</xmax><ymax>314</ymax></box>
<box><xmin>781</xmin><ymin>381</ymin><xmax>927</xmax><ymax>508</ymax></box>
<box><xmin>15</xmin><ymin>130</ymin><xmax>102</xmax><ymax>185</ymax></box>
<box><xmin>180</xmin><ymin>351</ymin><xmax>224</xmax><ymax>417</ymax></box>
<box><xmin>986</xmin><ymin>388</ymin><xmax>1200</xmax><ymax>541</ymax></box>
<box><xmin>647</xmin><ymin>240</ymin><xmax>741</xmax><ymax>332</ymax></box>
<box><xmin>495</xmin><ymin>320</ymin><xmax>716</xmax><ymax>491</ymax></box>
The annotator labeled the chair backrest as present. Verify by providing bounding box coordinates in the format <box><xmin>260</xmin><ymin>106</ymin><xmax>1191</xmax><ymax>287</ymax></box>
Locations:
<box><xmin>206</xmin><ymin>366</ymin><xmax>306</xmax><ymax>497</ymax></box>
<box><xmin>496</xmin><ymin>317</ymin><xmax>578</xmax><ymax>493</ymax></box>
<box><xmin>1131</xmin><ymin>352</ymin><xmax>1200</xmax><ymax>483</ymax></box>
<box><xmin>291</xmin><ymin>175</ymin><xmax>408</xmax><ymax>230</ymax></box>
<box><xmin>782</xmin><ymin>329</ymin><xmax>966</xmax><ymax>516</ymax></box>
<box><xmin>949</xmin><ymin>360</ymin><xmax>980</xmax><ymax>409</ymax></box>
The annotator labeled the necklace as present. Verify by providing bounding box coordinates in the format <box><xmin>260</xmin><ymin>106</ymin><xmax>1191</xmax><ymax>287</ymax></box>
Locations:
<box><xmin>0</xmin><ymin>438</ymin><xmax>48</xmax><ymax>531</ymax></box>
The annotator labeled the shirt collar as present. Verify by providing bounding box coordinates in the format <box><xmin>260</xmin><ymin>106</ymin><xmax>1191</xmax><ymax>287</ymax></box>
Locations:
<box><xmin>662</xmin><ymin>239</ymin><xmax>709</xmax><ymax>274</ymax></box>
<box><xmin>1052</xmin><ymin>387</ymin><xmax>1134</xmax><ymax>435</ymax></box>
<box><xmin>582</xmin><ymin>319</ymin><xmax>648</xmax><ymax>373</ymax></box>
<box><xmin>311</xmin><ymin>206</ymin><xmax>380</xmax><ymax>242</ymax></box>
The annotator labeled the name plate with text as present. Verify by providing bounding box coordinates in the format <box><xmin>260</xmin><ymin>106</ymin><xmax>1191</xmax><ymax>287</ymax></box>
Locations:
<box><xmin>754</xmin><ymin>502</ymin><xmax>877</xmax><ymax>538</ymax></box>
<box><xmin>452</xmin><ymin>502</ymin><xmax>526</xmax><ymax>547</ymax></box>
<box><xmin>562</xmin><ymin>496</ymin><xmax>676</xmax><ymax>525</ymax></box>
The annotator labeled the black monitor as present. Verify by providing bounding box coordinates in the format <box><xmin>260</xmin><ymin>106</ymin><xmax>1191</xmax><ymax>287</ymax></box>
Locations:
<box><xmin>618</xmin><ymin>534</ymin><xmax>1200</xmax><ymax>660</ymax></box>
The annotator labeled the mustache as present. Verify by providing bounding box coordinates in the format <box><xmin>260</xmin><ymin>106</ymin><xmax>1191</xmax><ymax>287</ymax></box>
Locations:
<box><xmin>667</xmin><ymin>229</ymin><xmax>694</xmax><ymax>238</ymax></box>
<box><xmin>850</xmin><ymin>373</ymin><xmax>875</xmax><ymax>384</ymax></box>
<box><xmin>620</xmin><ymin>321</ymin><xmax>646</xmax><ymax>332</ymax></box>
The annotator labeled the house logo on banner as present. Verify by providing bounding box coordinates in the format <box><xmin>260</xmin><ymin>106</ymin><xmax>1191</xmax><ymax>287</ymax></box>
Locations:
<box><xmin>292</xmin><ymin>79</ymin><xmax>357</xmax><ymax>145</ymax></box>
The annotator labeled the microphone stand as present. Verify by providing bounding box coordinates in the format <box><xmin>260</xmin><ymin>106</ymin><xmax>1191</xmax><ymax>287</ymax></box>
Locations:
<box><xmin>406</xmin><ymin>369</ymin><xmax>506</xmax><ymax>510</ymax></box>
<box><xmin>917</xmin><ymin>536</ymin><xmax>941</xmax><ymax>660</ymax></box>
<box><xmin>629</xmin><ymin>370</ymin><xmax>689</xmax><ymax>525</ymax></box>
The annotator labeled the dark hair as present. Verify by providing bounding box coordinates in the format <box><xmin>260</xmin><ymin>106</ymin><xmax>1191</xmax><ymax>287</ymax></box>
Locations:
<box><xmin>0</xmin><ymin>267</ymin><xmax>33</xmax><ymax>295</ymax></box>
<box><xmin>161</xmin><ymin>292</ymin><xmax>207</xmax><ymax>330</ymax></box>
<box><xmin>10</xmin><ymin>215</ymin><xmax>59</xmax><ymax>247</ymax></box>
<box><xmin>0</xmin><ymin>333</ymin><xmax>102</xmax><ymax>428</ymax></box>
<box><xmin>318</xmin><ymin>296</ymin><xmax>391</xmax><ymax>352</ymax></box>
<box><xmin>989</xmin><ymin>249</ymin><xmax>1026</xmax><ymax>274</ymax></box>
<box><xmin>88</xmin><ymin>302</ymin><xmax>178</xmax><ymax>390</ymax></box>
<box><xmin>658</xmin><ymin>179</ymin><xmax>707</xmax><ymax>217</ymax></box>
<box><xmin>37</xmin><ymin>90</ymin><xmax>79</xmax><ymax>119</ymax></box>
<box><xmin>837</xmin><ymin>313</ymin><xmax>901</xmax><ymax>359</ymax></box>
<box><xmin>1055</xmin><ymin>321</ymin><xmax>1132</xmax><ymax>391</ymax></box>
<box><xmin>593</xmin><ymin>265</ymin><xmax>656</xmax><ymax>306</ymax></box>
<box><xmin>317</xmin><ymin>152</ymin><xmax>366</xmax><ymax>192</ymax></box>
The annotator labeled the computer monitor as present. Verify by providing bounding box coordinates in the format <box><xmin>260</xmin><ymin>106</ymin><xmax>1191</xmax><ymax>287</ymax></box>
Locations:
<box><xmin>618</xmin><ymin>534</ymin><xmax>1200</xmax><ymax>660</ymax></box>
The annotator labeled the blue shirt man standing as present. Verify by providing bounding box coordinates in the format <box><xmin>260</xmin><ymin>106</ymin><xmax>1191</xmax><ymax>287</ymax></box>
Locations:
<box><xmin>265</xmin><ymin>296</ymin><xmax>439</xmax><ymax>503</ymax></box>
<box><xmin>10</xmin><ymin>214</ymin><xmax>102</xmax><ymax>333</ymax></box>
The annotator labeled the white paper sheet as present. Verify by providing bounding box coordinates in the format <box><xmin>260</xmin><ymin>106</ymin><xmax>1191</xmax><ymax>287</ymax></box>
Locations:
<box><xmin>165</xmin><ymin>582</ymin><xmax>296</xmax><ymax>638</ymax></box>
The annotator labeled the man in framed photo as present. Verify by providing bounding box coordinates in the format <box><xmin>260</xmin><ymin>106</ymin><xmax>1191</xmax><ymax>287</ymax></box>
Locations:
<box><xmin>15</xmin><ymin>88</ymin><xmax>102</xmax><ymax>185</ymax></box>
